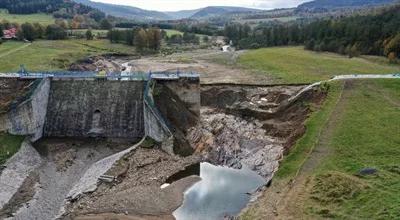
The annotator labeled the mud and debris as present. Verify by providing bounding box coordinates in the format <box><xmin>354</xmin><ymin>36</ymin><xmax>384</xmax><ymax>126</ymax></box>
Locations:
<box><xmin>0</xmin><ymin>78</ymin><xmax>34</xmax><ymax>113</ymax></box>
<box><xmin>188</xmin><ymin>85</ymin><xmax>327</xmax><ymax>179</ymax></box>
<box><xmin>69</xmin><ymin>55</ymin><xmax>127</xmax><ymax>73</ymax></box>
<box><xmin>63</xmin><ymin>145</ymin><xmax>201</xmax><ymax>219</ymax></box>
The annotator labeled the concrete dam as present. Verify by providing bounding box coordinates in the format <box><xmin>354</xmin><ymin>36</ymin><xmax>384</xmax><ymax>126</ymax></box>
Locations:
<box><xmin>0</xmin><ymin>71</ymin><xmax>329</xmax><ymax>219</ymax></box>
<box><xmin>0</xmin><ymin>73</ymin><xmax>200</xmax><ymax>153</ymax></box>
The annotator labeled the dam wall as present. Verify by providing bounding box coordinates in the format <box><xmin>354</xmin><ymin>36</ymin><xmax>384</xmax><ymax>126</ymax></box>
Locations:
<box><xmin>1</xmin><ymin>73</ymin><xmax>200</xmax><ymax>154</ymax></box>
<box><xmin>44</xmin><ymin>80</ymin><xmax>145</xmax><ymax>139</ymax></box>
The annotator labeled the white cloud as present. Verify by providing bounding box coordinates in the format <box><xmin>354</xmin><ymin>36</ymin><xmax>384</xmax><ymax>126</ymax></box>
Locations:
<box><xmin>92</xmin><ymin>0</ymin><xmax>310</xmax><ymax>11</ymax></box>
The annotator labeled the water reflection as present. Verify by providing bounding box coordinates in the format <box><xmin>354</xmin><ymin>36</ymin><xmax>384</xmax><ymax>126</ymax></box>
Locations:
<box><xmin>174</xmin><ymin>162</ymin><xmax>265</xmax><ymax>220</ymax></box>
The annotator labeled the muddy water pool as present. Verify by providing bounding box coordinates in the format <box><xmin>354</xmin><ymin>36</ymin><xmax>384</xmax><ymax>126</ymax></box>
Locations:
<box><xmin>173</xmin><ymin>162</ymin><xmax>265</xmax><ymax>220</ymax></box>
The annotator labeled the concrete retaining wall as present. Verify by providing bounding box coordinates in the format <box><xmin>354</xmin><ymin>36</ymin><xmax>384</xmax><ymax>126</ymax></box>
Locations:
<box><xmin>1</xmin><ymin>78</ymin><xmax>50</xmax><ymax>141</ymax></box>
<box><xmin>44</xmin><ymin>80</ymin><xmax>145</xmax><ymax>139</ymax></box>
<box><xmin>144</xmin><ymin>79</ymin><xmax>174</xmax><ymax>154</ymax></box>
<box><xmin>144</xmin><ymin>101</ymin><xmax>172</xmax><ymax>141</ymax></box>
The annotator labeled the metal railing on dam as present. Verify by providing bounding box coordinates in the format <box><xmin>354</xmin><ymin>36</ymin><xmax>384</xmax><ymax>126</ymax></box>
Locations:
<box><xmin>0</xmin><ymin>70</ymin><xmax>200</xmax><ymax>81</ymax></box>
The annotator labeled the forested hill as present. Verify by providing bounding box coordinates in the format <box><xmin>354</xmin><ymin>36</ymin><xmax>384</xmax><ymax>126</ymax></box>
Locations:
<box><xmin>297</xmin><ymin>0</ymin><xmax>397</xmax><ymax>10</ymax></box>
<box><xmin>224</xmin><ymin>5</ymin><xmax>400</xmax><ymax>60</ymax></box>
<box><xmin>74</xmin><ymin>0</ymin><xmax>171</xmax><ymax>20</ymax></box>
<box><xmin>0</xmin><ymin>0</ymin><xmax>105</xmax><ymax>21</ymax></box>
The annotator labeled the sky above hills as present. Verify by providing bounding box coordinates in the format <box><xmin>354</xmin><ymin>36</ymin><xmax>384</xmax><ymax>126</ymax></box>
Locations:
<box><xmin>92</xmin><ymin>0</ymin><xmax>310</xmax><ymax>11</ymax></box>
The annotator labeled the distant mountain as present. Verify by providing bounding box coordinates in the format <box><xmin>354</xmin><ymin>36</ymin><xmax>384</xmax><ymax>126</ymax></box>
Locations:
<box><xmin>164</xmin><ymin>9</ymin><xmax>200</xmax><ymax>20</ymax></box>
<box><xmin>74</xmin><ymin>0</ymin><xmax>172</xmax><ymax>20</ymax></box>
<box><xmin>190</xmin><ymin>6</ymin><xmax>262</xmax><ymax>19</ymax></box>
<box><xmin>72</xmin><ymin>1</ymin><xmax>262</xmax><ymax>21</ymax></box>
<box><xmin>297</xmin><ymin>0</ymin><xmax>397</xmax><ymax>10</ymax></box>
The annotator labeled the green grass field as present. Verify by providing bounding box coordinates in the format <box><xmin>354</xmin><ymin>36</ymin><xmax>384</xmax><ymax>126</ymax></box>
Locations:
<box><xmin>0</xmin><ymin>133</ymin><xmax>24</xmax><ymax>165</ymax></box>
<box><xmin>163</xmin><ymin>29</ymin><xmax>184</xmax><ymax>37</ymax></box>
<box><xmin>0</xmin><ymin>10</ymin><xmax>55</xmax><ymax>25</ymax></box>
<box><xmin>69</xmin><ymin>29</ymin><xmax>109</xmax><ymax>38</ymax></box>
<box><xmin>306</xmin><ymin>79</ymin><xmax>400</xmax><ymax>219</ymax></box>
<box><xmin>239</xmin><ymin>47</ymin><xmax>400</xmax><ymax>83</ymax></box>
<box><xmin>276</xmin><ymin>81</ymin><xmax>344</xmax><ymax>178</ymax></box>
<box><xmin>0</xmin><ymin>39</ymin><xmax>135</xmax><ymax>72</ymax></box>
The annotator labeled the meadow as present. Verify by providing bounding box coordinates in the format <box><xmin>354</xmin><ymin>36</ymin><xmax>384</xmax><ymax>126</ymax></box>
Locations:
<box><xmin>238</xmin><ymin>46</ymin><xmax>400</xmax><ymax>83</ymax></box>
<box><xmin>163</xmin><ymin>29</ymin><xmax>184</xmax><ymax>37</ymax></box>
<box><xmin>0</xmin><ymin>10</ymin><xmax>55</xmax><ymax>25</ymax></box>
<box><xmin>0</xmin><ymin>39</ymin><xmax>135</xmax><ymax>72</ymax></box>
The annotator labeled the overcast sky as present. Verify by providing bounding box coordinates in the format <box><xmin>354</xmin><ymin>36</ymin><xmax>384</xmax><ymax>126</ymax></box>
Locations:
<box><xmin>92</xmin><ymin>0</ymin><xmax>310</xmax><ymax>11</ymax></box>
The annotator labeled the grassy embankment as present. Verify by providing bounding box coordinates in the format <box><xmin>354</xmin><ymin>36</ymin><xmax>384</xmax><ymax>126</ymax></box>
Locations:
<box><xmin>238</xmin><ymin>46</ymin><xmax>400</xmax><ymax>84</ymax></box>
<box><xmin>0</xmin><ymin>10</ymin><xmax>55</xmax><ymax>25</ymax></box>
<box><xmin>242</xmin><ymin>79</ymin><xmax>400</xmax><ymax>219</ymax></box>
<box><xmin>0</xmin><ymin>39</ymin><xmax>135</xmax><ymax>72</ymax></box>
<box><xmin>0</xmin><ymin>133</ymin><xmax>24</xmax><ymax>165</ymax></box>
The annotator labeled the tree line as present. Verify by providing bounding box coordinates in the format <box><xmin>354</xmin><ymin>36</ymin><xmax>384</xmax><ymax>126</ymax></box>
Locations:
<box><xmin>0</xmin><ymin>0</ymin><xmax>104</xmax><ymax>20</ymax></box>
<box><xmin>224</xmin><ymin>5</ymin><xmax>400</xmax><ymax>60</ymax></box>
<box><xmin>0</xmin><ymin>0</ymin><xmax>107</xmax><ymax>29</ymax></box>
<box><xmin>108</xmin><ymin>28</ymin><xmax>162</xmax><ymax>53</ymax></box>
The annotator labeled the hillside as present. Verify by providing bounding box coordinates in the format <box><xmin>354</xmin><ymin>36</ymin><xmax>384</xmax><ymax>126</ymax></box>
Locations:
<box><xmin>0</xmin><ymin>10</ymin><xmax>54</xmax><ymax>25</ymax></box>
<box><xmin>73</xmin><ymin>1</ymin><xmax>261</xmax><ymax>20</ymax></box>
<box><xmin>164</xmin><ymin>9</ymin><xmax>200</xmax><ymax>20</ymax></box>
<box><xmin>191</xmin><ymin>6</ymin><xmax>261</xmax><ymax>19</ymax></box>
<box><xmin>74</xmin><ymin>0</ymin><xmax>172</xmax><ymax>20</ymax></box>
<box><xmin>0</xmin><ymin>0</ymin><xmax>105</xmax><ymax>21</ymax></box>
<box><xmin>297</xmin><ymin>0</ymin><xmax>397</xmax><ymax>11</ymax></box>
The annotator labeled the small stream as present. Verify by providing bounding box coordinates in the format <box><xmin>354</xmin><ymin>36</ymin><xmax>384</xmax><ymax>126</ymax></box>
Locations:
<box><xmin>173</xmin><ymin>162</ymin><xmax>265</xmax><ymax>220</ymax></box>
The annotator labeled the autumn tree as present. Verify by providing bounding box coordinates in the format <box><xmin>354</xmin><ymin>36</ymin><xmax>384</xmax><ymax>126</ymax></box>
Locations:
<box><xmin>384</xmin><ymin>34</ymin><xmax>400</xmax><ymax>59</ymax></box>
<box><xmin>135</xmin><ymin>28</ymin><xmax>148</xmax><ymax>53</ymax></box>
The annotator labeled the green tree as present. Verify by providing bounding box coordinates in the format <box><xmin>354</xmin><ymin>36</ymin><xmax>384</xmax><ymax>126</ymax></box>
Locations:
<box><xmin>202</xmin><ymin>35</ymin><xmax>209</xmax><ymax>43</ymax></box>
<box><xmin>100</xmin><ymin>19</ymin><xmax>112</xmax><ymax>30</ymax></box>
<box><xmin>46</xmin><ymin>24</ymin><xmax>67</xmax><ymax>40</ymax></box>
<box><xmin>32</xmin><ymin>23</ymin><xmax>45</xmax><ymax>39</ymax></box>
<box><xmin>21</xmin><ymin>22</ymin><xmax>36</xmax><ymax>41</ymax></box>
<box><xmin>86</xmin><ymin>29</ymin><xmax>94</xmax><ymax>40</ymax></box>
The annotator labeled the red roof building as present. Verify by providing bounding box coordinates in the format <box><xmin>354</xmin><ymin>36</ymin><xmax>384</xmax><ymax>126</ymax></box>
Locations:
<box><xmin>2</xmin><ymin>28</ymin><xmax>17</xmax><ymax>39</ymax></box>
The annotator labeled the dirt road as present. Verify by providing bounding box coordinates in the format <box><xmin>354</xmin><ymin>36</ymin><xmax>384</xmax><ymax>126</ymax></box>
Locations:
<box><xmin>114</xmin><ymin>50</ymin><xmax>274</xmax><ymax>85</ymax></box>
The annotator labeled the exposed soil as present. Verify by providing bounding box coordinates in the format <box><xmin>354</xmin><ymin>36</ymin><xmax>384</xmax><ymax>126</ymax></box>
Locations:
<box><xmin>187</xmin><ymin>85</ymin><xmax>327</xmax><ymax>181</ymax></box>
<box><xmin>0</xmin><ymin>78</ymin><xmax>34</xmax><ymax>113</ymax></box>
<box><xmin>111</xmin><ymin>50</ymin><xmax>273</xmax><ymax>84</ymax></box>
<box><xmin>63</xmin><ymin>145</ymin><xmax>201</xmax><ymax>219</ymax></box>
<box><xmin>69</xmin><ymin>55</ymin><xmax>122</xmax><ymax>73</ymax></box>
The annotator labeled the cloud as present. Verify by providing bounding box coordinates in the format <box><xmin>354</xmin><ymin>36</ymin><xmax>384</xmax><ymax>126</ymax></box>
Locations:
<box><xmin>92</xmin><ymin>0</ymin><xmax>310</xmax><ymax>11</ymax></box>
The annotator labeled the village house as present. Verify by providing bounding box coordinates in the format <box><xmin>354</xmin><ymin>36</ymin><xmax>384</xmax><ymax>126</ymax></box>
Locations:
<box><xmin>2</xmin><ymin>27</ymin><xmax>17</xmax><ymax>39</ymax></box>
